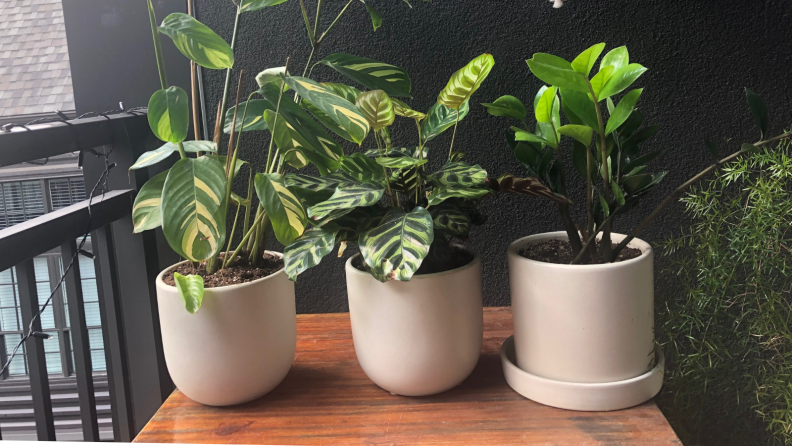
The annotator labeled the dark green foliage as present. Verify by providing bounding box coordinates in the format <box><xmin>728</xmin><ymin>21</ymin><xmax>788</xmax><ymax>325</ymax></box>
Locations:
<box><xmin>657</xmin><ymin>138</ymin><xmax>792</xmax><ymax>446</ymax></box>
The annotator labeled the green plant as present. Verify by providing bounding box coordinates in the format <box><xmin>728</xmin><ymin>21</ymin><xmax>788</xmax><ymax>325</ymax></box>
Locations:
<box><xmin>485</xmin><ymin>43</ymin><xmax>792</xmax><ymax>264</ymax></box>
<box><xmin>658</xmin><ymin>136</ymin><xmax>792</xmax><ymax>446</ymax></box>
<box><xmin>277</xmin><ymin>53</ymin><xmax>496</xmax><ymax>282</ymax></box>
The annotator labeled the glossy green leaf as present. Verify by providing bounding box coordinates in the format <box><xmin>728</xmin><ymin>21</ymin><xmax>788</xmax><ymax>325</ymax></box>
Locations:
<box><xmin>361</xmin><ymin>0</ymin><xmax>382</xmax><ymax>31</ymax></box>
<box><xmin>323</xmin><ymin>82</ymin><xmax>362</xmax><ymax>103</ymax></box>
<box><xmin>224</xmin><ymin>99</ymin><xmax>268</xmax><ymax>133</ymax></box>
<box><xmin>148</xmin><ymin>87</ymin><xmax>189</xmax><ymax>143</ymax></box>
<box><xmin>598</xmin><ymin>64</ymin><xmax>647</xmax><ymax>100</ymax></box>
<box><xmin>130</xmin><ymin>140</ymin><xmax>216</xmax><ymax>170</ymax></box>
<box><xmin>606</xmin><ymin>97</ymin><xmax>616</xmax><ymax>114</ymax></box>
<box><xmin>375</xmin><ymin>156</ymin><xmax>427</xmax><ymax>169</ymax></box>
<box><xmin>527</xmin><ymin>54</ymin><xmax>589</xmax><ymax>93</ymax></box>
<box><xmin>621</xmin><ymin>125</ymin><xmax>660</xmax><ymax>150</ymax></box>
<box><xmin>365</xmin><ymin>146</ymin><xmax>428</xmax><ymax>159</ymax></box>
<box><xmin>173</xmin><ymin>273</ymin><xmax>204</xmax><ymax>314</ymax></box>
<box><xmin>392</xmin><ymin>98</ymin><xmax>426</xmax><ymax>121</ymax></box>
<box><xmin>535</xmin><ymin>86</ymin><xmax>558</xmax><ymax>124</ymax></box>
<box><xmin>159</xmin><ymin>13</ymin><xmax>233</xmax><ymax>69</ymax></box>
<box><xmin>427</xmin><ymin>186</ymin><xmax>490</xmax><ymax>206</ymax></box>
<box><xmin>283</xmin><ymin>227</ymin><xmax>338</xmax><ymax>281</ymax></box>
<box><xmin>427</xmin><ymin>162</ymin><xmax>487</xmax><ymax>188</ymax></box>
<box><xmin>359</xmin><ymin>207</ymin><xmax>434</xmax><ymax>282</ymax></box>
<box><xmin>560</xmin><ymin>88</ymin><xmax>599</xmax><ymax>130</ymax></box>
<box><xmin>338</xmin><ymin>153</ymin><xmax>385</xmax><ymax>184</ymax></box>
<box><xmin>285</xmin><ymin>172</ymin><xmax>357</xmax><ymax>192</ymax></box>
<box><xmin>605</xmin><ymin>88</ymin><xmax>643</xmax><ymax>134</ymax></box>
<box><xmin>598</xmin><ymin>193</ymin><xmax>610</xmax><ymax>219</ymax></box>
<box><xmin>513</xmin><ymin>129</ymin><xmax>551</xmax><ymax>146</ymax></box>
<box><xmin>255</xmin><ymin>66</ymin><xmax>288</xmax><ymax>88</ymax></box>
<box><xmin>589</xmin><ymin>65</ymin><xmax>614</xmax><ymax>100</ymax></box>
<box><xmin>421</xmin><ymin>101</ymin><xmax>469</xmax><ymax>142</ymax></box>
<box><xmin>745</xmin><ymin>88</ymin><xmax>768</xmax><ymax>139</ymax></box>
<box><xmin>355</xmin><ymin>90</ymin><xmax>395</xmax><ymax>131</ymax></box>
<box><xmin>307</xmin><ymin>182</ymin><xmax>385</xmax><ymax>220</ymax></box>
<box><xmin>558</xmin><ymin>124</ymin><xmax>593</xmax><ymax>146</ymax></box>
<box><xmin>571</xmin><ymin>141</ymin><xmax>594</xmax><ymax>179</ymax></box>
<box><xmin>571</xmin><ymin>43</ymin><xmax>606</xmax><ymax>77</ymax></box>
<box><xmin>429</xmin><ymin>201</ymin><xmax>471</xmax><ymax>236</ymax></box>
<box><xmin>437</xmin><ymin>53</ymin><xmax>495</xmax><ymax>110</ymax></box>
<box><xmin>161</xmin><ymin>157</ymin><xmax>227</xmax><ymax>262</ymax></box>
<box><xmin>240</xmin><ymin>0</ymin><xmax>289</xmax><ymax>12</ymax></box>
<box><xmin>491</xmin><ymin>174</ymin><xmax>571</xmax><ymax>204</ymax></box>
<box><xmin>132</xmin><ymin>169</ymin><xmax>168</xmax><ymax>233</ymax></box>
<box><xmin>255</xmin><ymin>173</ymin><xmax>308</xmax><ymax>246</ymax></box>
<box><xmin>611</xmin><ymin>182</ymin><xmax>626</xmax><ymax>206</ymax></box>
<box><xmin>600</xmin><ymin>46</ymin><xmax>629</xmax><ymax>72</ymax></box>
<box><xmin>262</xmin><ymin>109</ymin><xmax>307</xmax><ymax>169</ymax></box>
<box><xmin>318</xmin><ymin>53</ymin><xmax>412</xmax><ymax>98</ymax></box>
<box><xmin>481</xmin><ymin>95</ymin><xmax>526</xmax><ymax>121</ymax></box>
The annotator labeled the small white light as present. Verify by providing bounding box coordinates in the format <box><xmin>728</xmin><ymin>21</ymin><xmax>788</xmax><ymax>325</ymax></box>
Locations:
<box><xmin>551</xmin><ymin>0</ymin><xmax>564</xmax><ymax>8</ymax></box>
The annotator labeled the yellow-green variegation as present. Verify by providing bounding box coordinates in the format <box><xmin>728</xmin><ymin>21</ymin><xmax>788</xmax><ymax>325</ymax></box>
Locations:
<box><xmin>375</xmin><ymin>156</ymin><xmax>427</xmax><ymax>169</ymax></box>
<box><xmin>255</xmin><ymin>173</ymin><xmax>308</xmax><ymax>246</ymax></box>
<box><xmin>132</xmin><ymin>169</ymin><xmax>168</xmax><ymax>233</ymax></box>
<box><xmin>359</xmin><ymin>207</ymin><xmax>434</xmax><ymax>282</ymax></box>
<box><xmin>355</xmin><ymin>90</ymin><xmax>395</xmax><ymax>131</ymax></box>
<box><xmin>283</xmin><ymin>227</ymin><xmax>338</xmax><ymax>281</ymax></box>
<box><xmin>427</xmin><ymin>162</ymin><xmax>487</xmax><ymax>188</ymax></box>
<box><xmin>173</xmin><ymin>272</ymin><xmax>204</xmax><ymax>314</ymax></box>
<box><xmin>301</xmin><ymin>82</ymin><xmax>361</xmax><ymax>143</ymax></box>
<box><xmin>427</xmin><ymin>186</ymin><xmax>490</xmax><ymax>206</ymax></box>
<box><xmin>392</xmin><ymin>98</ymin><xmax>426</xmax><ymax>121</ymax></box>
<box><xmin>437</xmin><ymin>53</ymin><xmax>495</xmax><ymax>110</ymax></box>
<box><xmin>161</xmin><ymin>156</ymin><xmax>227</xmax><ymax>262</ymax></box>
<box><xmin>337</xmin><ymin>153</ymin><xmax>385</xmax><ymax>184</ymax></box>
<box><xmin>148</xmin><ymin>86</ymin><xmax>189</xmax><ymax>143</ymax></box>
<box><xmin>158</xmin><ymin>13</ymin><xmax>233</xmax><ymax>70</ymax></box>
<box><xmin>429</xmin><ymin>201</ymin><xmax>471</xmax><ymax>236</ymax></box>
<box><xmin>130</xmin><ymin>141</ymin><xmax>217</xmax><ymax>170</ymax></box>
<box><xmin>307</xmin><ymin>182</ymin><xmax>385</xmax><ymax>220</ymax></box>
<box><xmin>421</xmin><ymin>101</ymin><xmax>470</xmax><ymax>142</ymax></box>
<box><xmin>318</xmin><ymin>53</ymin><xmax>412</xmax><ymax>98</ymax></box>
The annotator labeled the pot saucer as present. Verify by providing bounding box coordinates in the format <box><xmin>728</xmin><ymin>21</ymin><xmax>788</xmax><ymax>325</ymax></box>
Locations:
<box><xmin>500</xmin><ymin>336</ymin><xmax>664</xmax><ymax>411</ymax></box>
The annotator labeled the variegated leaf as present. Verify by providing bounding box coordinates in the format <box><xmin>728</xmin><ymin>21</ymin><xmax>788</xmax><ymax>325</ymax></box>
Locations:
<box><xmin>159</xmin><ymin>13</ymin><xmax>233</xmax><ymax>70</ymax></box>
<box><xmin>392</xmin><ymin>98</ymin><xmax>426</xmax><ymax>121</ymax></box>
<box><xmin>421</xmin><ymin>101</ymin><xmax>469</xmax><ymax>142</ymax></box>
<box><xmin>323</xmin><ymin>82</ymin><xmax>362</xmax><ymax>102</ymax></box>
<box><xmin>359</xmin><ymin>207</ymin><xmax>434</xmax><ymax>282</ymax></box>
<box><xmin>375</xmin><ymin>156</ymin><xmax>427</xmax><ymax>169</ymax></box>
<box><xmin>161</xmin><ymin>157</ymin><xmax>227</xmax><ymax>262</ymax></box>
<box><xmin>324</xmin><ymin>207</ymin><xmax>387</xmax><ymax>242</ymax></box>
<box><xmin>255</xmin><ymin>173</ymin><xmax>308</xmax><ymax>246</ymax></box>
<box><xmin>364</xmin><ymin>147</ymin><xmax>428</xmax><ymax>159</ymax></box>
<box><xmin>390</xmin><ymin>166</ymin><xmax>422</xmax><ymax>195</ymax></box>
<box><xmin>224</xmin><ymin>99</ymin><xmax>269</xmax><ymax>133</ymax></box>
<box><xmin>491</xmin><ymin>174</ymin><xmax>571</xmax><ymax>204</ymax></box>
<box><xmin>283</xmin><ymin>227</ymin><xmax>338</xmax><ymax>281</ymax></box>
<box><xmin>437</xmin><ymin>53</ymin><xmax>495</xmax><ymax>110</ymax></box>
<box><xmin>148</xmin><ymin>87</ymin><xmax>189</xmax><ymax>143</ymax></box>
<box><xmin>378</xmin><ymin>127</ymin><xmax>392</xmax><ymax>148</ymax></box>
<box><xmin>130</xmin><ymin>141</ymin><xmax>217</xmax><ymax>170</ymax></box>
<box><xmin>285</xmin><ymin>172</ymin><xmax>357</xmax><ymax>192</ymax></box>
<box><xmin>132</xmin><ymin>169</ymin><xmax>168</xmax><ymax>233</ymax></box>
<box><xmin>285</xmin><ymin>76</ymin><xmax>370</xmax><ymax>145</ymax></box>
<box><xmin>338</xmin><ymin>153</ymin><xmax>386</xmax><ymax>184</ymax></box>
<box><xmin>427</xmin><ymin>186</ymin><xmax>490</xmax><ymax>206</ymax></box>
<box><xmin>302</xmin><ymin>98</ymin><xmax>356</xmax><ymax>143</ymax></box>
<box><xmin>355</xmin><ymin>90</ymin><xmax>395</xmax><ymax>131</ymax></box>
<box><xmin>318</xmin><ymin>53</ymin><xmax>412</xmax><ymax>98</ymax></box>
<box><xmin>173</xmin><ymin>272</ymin><xmax>205</xmax><ymax>314</ymax></box>
<box><xmin>427</xmin><ymin>162</ymin><xmax>487</xmax><ymax>188</ymax></box>
<box><xmin>429</xmin><ymin>201</ymin><xmax>471</xmax><ymax>237</ymax></box>
<box><xmin>262</xmin><ymin>109</ymin><xmax>311</xmax><ymax>170</ymax></box>
<box><xmin>307</xmin><ymin>182</ymin><xmax>385</xmax><ymax>220</ymax></box>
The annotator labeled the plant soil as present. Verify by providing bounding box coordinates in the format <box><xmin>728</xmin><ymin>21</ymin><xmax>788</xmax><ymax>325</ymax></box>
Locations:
<box><xmin>519</xmin><ymin>239</ymin><xmax>642</xmax><ymax>264</ymax></box>
<box><xmin>162</xmin><ymin>254</ymin><xmax>284</xmax><ymax>288</ymax></box>
<box><xmin>352</xmin><ymin>246</ymin><xmax>475</xmax><ymax>276</ymax></box>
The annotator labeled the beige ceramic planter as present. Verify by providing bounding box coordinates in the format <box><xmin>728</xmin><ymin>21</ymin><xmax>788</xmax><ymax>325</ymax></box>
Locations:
<box><xmin>156</xmin><ymin>251</ymin><xmax>296</xmax><ymax>406</ymax></box>
<box><xmin>346</xmin><ymin>253</ymin><xmax>483</xmax><ymax>396</ymax></box>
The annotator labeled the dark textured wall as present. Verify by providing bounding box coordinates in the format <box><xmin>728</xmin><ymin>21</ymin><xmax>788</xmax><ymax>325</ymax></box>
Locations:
<box><xmin>193</xmin><ymin>0</ymin><xmax>792</xmax><ymax>314</ymax></box>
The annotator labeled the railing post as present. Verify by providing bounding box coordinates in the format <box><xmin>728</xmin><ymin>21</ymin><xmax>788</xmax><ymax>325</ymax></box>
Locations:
<box><xmin>16</xmin><ymin>258</ymin><xmax>56</xmax><ymax>441</ymax></box>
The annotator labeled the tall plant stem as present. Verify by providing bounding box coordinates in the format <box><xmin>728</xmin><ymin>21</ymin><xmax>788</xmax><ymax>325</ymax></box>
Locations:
<box><xmin>224</xmin><ymin>209</ymin><xmax>266</xmax><ymax>269</ymax></box>
<box><xmin>217</xmin><ymin>5</ymin><xmax>242</xmax><ymax>150</ymax></box>
<box><xmin>299</xmin><ymin>0</ymin><xmax>316</xmax><ymax>46</ymax></box>
<box><xmin>317</xmin><ymin>0</ymin><xmax>354</xmax><ymax>44</ymax></box>
<box><xmin>415</xmin><ymin>120</ymin><xmax>424</xmax><ymax>205</ymax></box>
<box><xmin>571</xmin><ymin>210</ymin><xmax>618</xmax><ymax>265</ymax></box>
<box><xmin>223</xmin><ymin>199</ymin><xmax>243</xmax><ymax>264</ymax></box>
<box><xmin>610</xmin><ymin>130</ymin><xmax>792</xmax><ymax>261</ymax></box>
<box><xmin>225</xmin><ymin>70</ymin><xmax>245</xmax><ymax>175</ymax></box>
<box><xmin>242</xmin><ymin>167</ymin><xmax>253</xmax><ymax>236</ymax></box>
<box><xmin>375</xmin><ymin>132</ymin><xmax>396</xmax><ymax>206</ymax></box>
<box><xmin>187</xmin><ymin>0</ymin><xmax>200</xmax><ymax>142</ymax></box>
<box><xmin>587</xmin><ymin>82</ymin><xmax>612</xmax><ymax>260</ymax></box>
<box><xmin>266</xmin><ymin>58</ymin><xmax>290</xmax><ymax>174</ymax></box>
<box><xmin>448</xmin><ymin>110</ymin><xmax>460</xmax><ymax>160</ymax></box>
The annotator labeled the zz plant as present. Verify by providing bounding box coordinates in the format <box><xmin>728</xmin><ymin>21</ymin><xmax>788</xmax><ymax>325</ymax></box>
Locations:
<box><xmin>485</xmin><ymin>43</ymin><xmax>792</xmax><ymax>264</ymax></box>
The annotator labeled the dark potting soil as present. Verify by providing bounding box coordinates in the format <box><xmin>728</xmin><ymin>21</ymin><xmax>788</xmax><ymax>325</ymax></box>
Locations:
<box><xmin>352</xmin><ymin>246</ymin><xmax>475</xmax><ymax>276</ymax></box>
<box><xmin>518</xmin><ymin>239</ymin><xmax>642</xmax><ymax>264</ymax></box>
<box><xmin>162</xmin><ymin>253</ymin><xmax>284</xmax><ymax>288</ymax></box>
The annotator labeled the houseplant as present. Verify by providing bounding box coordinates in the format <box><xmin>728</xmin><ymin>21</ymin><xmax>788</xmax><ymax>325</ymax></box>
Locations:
<box><xmin>279</xmin><ymin>53</ymin><xmax>495</xmax><ymax>395</ymax></box>
<box><xmin>485</xmin><ymin>43</ymin><xmax>792</xmax><ymax>411</ymax></box>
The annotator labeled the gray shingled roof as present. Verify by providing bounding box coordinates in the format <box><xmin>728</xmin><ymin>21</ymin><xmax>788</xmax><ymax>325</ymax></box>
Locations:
<box><xmin>0</xmin><ymin>0</ymin><xmax>75</xmax><ymax>119</ymax></box>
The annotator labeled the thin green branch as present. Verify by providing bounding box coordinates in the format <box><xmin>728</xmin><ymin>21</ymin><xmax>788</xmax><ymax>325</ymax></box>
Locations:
<box><xmin>448</xmin><ymin>109</ymin><xmax>460</xmax><ymax>160</ymax></box>
<box><xmin>299</xmin><ymin>0</ymin><xmax>316</xmax><ymax>46</ymax></box>
<box><xmin>317</xmin><ymin>0</ymin><xmax>354</xmax><ymax>44</ymax></box>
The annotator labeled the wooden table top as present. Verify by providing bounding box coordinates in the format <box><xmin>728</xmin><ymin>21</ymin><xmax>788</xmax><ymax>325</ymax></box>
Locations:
<box><xmin>134</xmin><ymin>307</ymin><xmax>680</xmax><ymax>445</ymax></box>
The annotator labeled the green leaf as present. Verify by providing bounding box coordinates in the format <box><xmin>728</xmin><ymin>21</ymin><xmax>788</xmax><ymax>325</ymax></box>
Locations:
<box><xmin>611</xmin><ymin>182</ymin><xmax>626</xmax><ymax>206</ymax></box>
<box><xmin>161</xmin><ymin>157</ymin><xmax>227</xmax><ymax>262</ymax></box>
<box><xmin>390</xmin><ymin>166</ymin><xmax>422</xmax><ymax>195</ymax></box>
<box><xmin>148</xmin><ymin>87</ymin><xmax>189</xmax><ymax>143</ymax></box>
<box><xmin>318</xmin><ymin>53</ymin><xmax>412</xmax><ymax>98</ymax></box>
<box><xmin>262</xmin><ymin>109</ymin><xmax>307</xmax><ymax>169</ymax></box>
<box><xmin>429</xmin><ymin>201</ymin><xmax>471</xmax><ymax>236</ymax></box>
<box><xmin>706</xmin><ymin>140</ymin><xmax>719</xmax><ymax>159</ymax></box>
<box><xmin>437</xmin><ymin>53</ymin><xmax>495</xmax><ymax>110</ymax></box>
<box><xmin>527</xmin><ymin>54</ymin><xmax>589</xmax><ymax>93</ymax></box>
<box><xmin>533</xmin><ymin>86</ymin><xmax>560</xmax><ymax>144</ymax></box>
<box><xmin>605</xmin><ymin>88</ymin><xmax>643</xmax><ymax>134</ymax></box>
<box><xmin>375</xmin><ymin>156</ymin><xmax>427</xmax><ymax>169</ymax></box>
<box><xmin>427</xmin><ymin>186</ymin><xmax>490</xmax><ymax>206</ymax></box>
<box><xmin>130</xmin><ymin>140</ymin><xmax>216</xmax><ymax>170</ymax></box>
<box><xmin>285</xmin><ymin>76</ymin><xmax>370</xmax><ymax>145</ymax></box>
<box><xmin>623</xmin><ymin>151</ymin><xmax>660</xmax><ymax>174</ymax></box>
<box><xmin>558</xmin><ymin>124</ymin><xmax>593</xmax><ymax>146</ymax></box>
<box><xmin>535</xmin><ymin>86</ymin><xmax>558</xmax><ymax>124</ymax></box>
<box><xmin>621</xmin><ymin>125</ymin><xmax>660</xmax><ymax>151</ymax></box>
<box><xmin>606</xmin><ymin>97</ymin><xmax>615</xmax><ymax>115</ymax></box>
<box><xmin>571</xmin><ymin>141</ymin><xmax>594</xmax><ymax>180</ymax></box>
<box><xmin>571</xmin><ymin>43</ymin><xmax>606</xmax><ymax>77</ymax></box>
<box><xmin>224</xmin><ymin>99</ymin><xmax>269</xmax><ymax>133</ymax></box>
<box><xmin>359</xmin><ymin>207</ymin><xmax>434</xmax><ymax>281</ymax></box>
<box><xmin>427</xmin><ymin>162</ymin><xmax>487</xmax><ymax>188</ymax></box>
<box><xmin>600</xmin><ymin>46</ymin><xmax>629</xmax><ymax>72</ymax></box>
<box><xmin>159</xmin><ymin>13</ymin><xmax>233</xmax><ymax>69</ymax></box>
<box><xmin>513</xmin><ymin>129</ymin><xmax>551</xmax><ymax>146</ymax></box>
<box><xmin>560</xmin><ymin>88</ymin><xmax>599</xmax><ymax>130</ymax></box>
<box><xmin>421</xmin><ymin>101</ymin><xmax>469</xmax><ymax>142</ymax></box>
<box><xmin>355</xmin><ymin>90</ymin><xmax>395</xmax><ymax>131</ymax></box>
<box><xmin>365</xmin><ymin>146</ymin><xmax>427</xmax><ymax>159</ymax></box>
<box><xmin>132</xmin><ymin>169</ymin><xmax>168</xmax><ymax>233</ymax></box>
<box><xmin>285</xmin><ymin>172</ymin><xmax>357</xmax><ymax>192</ymax></box>
<box><xmin>255</xmin><ymin>173</ymin><xmax>308</xmax><ymax>246</ymax></box>
<box><xmin>323</xmin><ymin>82</ymin><xmax>362</xmax><ymax>102</ymax></box>
<box><xmin>361</xmin><ymin>0</ymin><xmax>382</xmax><ymax>31</ymax></box>
<box><xmin>255</xmin><ymin>66</ymin><xmax>288</xmax><ymax>88</ymax></box>
<box><xmin>307</xmin><ymin>182</ymin><xmax>385</xmax><ymax>220</ymax></box>
<box><xmin>491</xmin><ymin>174</ymin><xmax>571</xmax><ymax>204</ymax></box>
<box><xmin>240</xmin><ymin>0</ymin><xmax>289</xmax><ymax>12</ymax></box>
<box><xmin>598</xmin><ymin>194</ymin><xmax>610</xmax><ymax>218</ymax></box>
<box><xmin>173</xmin><ymin>273</ymin><xmax>204</xmax><ymax>314</ymax></box>
<box><xmin>741</xmin><ymin>143</ymin><xmax>761</xmax><ymax>153</ymax></box>
<box><xmin>481</xmin><ymin>95</ymin><xmax>526</xmax><ymax>121</ymax></box>
<box><xmin>598</xmin><ymin>64</ymin><xmax>647</xmax><ymax>100</ymax></box>
<box><xmin>745</xmin><ymin>88</ymin><xmax>768</xmax><ymax>139</ymax></box>
<box><xmin>338</xmin><ymin>153</ymin><xmax>385</xmax><ymax>183</ymax></box>
<box><xmin>589</xmin><ymin>65</ymin><xmax>614</xmax><ymax>100</ymax></box>
<box><xmin>392</xmin><ymin>98</ymin><xmax>426</xmax><ymax>121</ymax></box>
<box><xmin>283</xmin><ymin>227</ymin><xmax>338</xmax><ymax>281</ymax></box>
<box><xmin>622</xmin><ymin>174</ymin><xmax>653</xmax><ymax>194</ymax></box>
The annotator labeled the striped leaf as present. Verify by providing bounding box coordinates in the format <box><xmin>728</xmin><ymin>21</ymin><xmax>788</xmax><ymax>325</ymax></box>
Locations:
<box><xmin>173</xmin><ymin>273</ymin><xmax>204</xmax><ymax>314</ymax></box>
<box><xmin>255</xmin><ymin>173</ymin><xmax>308</xmax><ymax>246</ymax></box>
<box><xmin>359</xmin><ymin>207</ymin><xmax>434</xmax><ymax>282</ymax></box>
<box><xmin>392</xmin><ymin>98</ymin><xmax>426</xmax><ymax>121</ymax></box>
<box><xmin>159</xmin><ymin>13</ymin><xmax>233</xmax><ymax>70</ymax></box>
<box><xmin>437</xmin><ymin>53</ymin><xmax>495</xmax><ymax>110</ymax></box>
<box><xmin>338</xmin><ymin>153</ymin><xmax>385</xmax><ymax>184</ymax></box>
<box><xmin>324</xmin><ymin>207</ymin><xmax>387</xmax><ymax>242</ymax></box>
<box><xmin>130</xmin><ymin>141</ymin><xmax>217</xmax><ymax>170</ymax></box>
<box><xmin>491</xmin><ymin>174</ymin><xmax>571</xmax><ymax>205</ymax></box>
<box><xmin>307</xmin><ymin>182</ymin><xmax>385</xmax><ymax>220</ymax></box>
<box><xmin>429</xmin><ymin>201</ymin><xmax>471</xmax><ymax>237</ymax></box>
<box><xmin>132</xmin><ymin>169</ymin><xmax>168</xmax><ymax>233</ymax></box>
<box><xmin>148</xmin><ymin>87</ymin><xmax>189</xmax><ymax>143</ymax></box>
<box><xmin>390</xmin><ymin>166</ymin><xmax>422</xmax><ymax>195</ymax></box>
<box><xmin>427</xmin><ymin>186</ymin><xmax>490</xmax><ymax>206</ymax></box>
<box><xmin>323</xmin><ymin>82</ymin><xmax>362</xmax><ymax>102</ymax></box>
<box><xmin>364</xmin><ymin>147</ymin><xmax>428</xmax><ymax>159</ymax></box>
<box><xmin>285</xmin><ymin>76</ymin><xmax>370</xmax><ymax>145</ymax></box>
<box><xmin>161</xmin><ymin>157</ymin><xmax>227</xmax><ymax>262</ymax></box>
<box><xmin>302</xmin><ymin>82</ymin><xmax>362</xmax><ymax>142</ymax></box>
<box><xmin>375</xmin><ymin>156</ymin><xmax>427</xmax><ymax>169</ymax></box>
<box><xmin>224</xmin><ymin>99</ymin><xmax>269</xmax><ymax>133</ymax></box>
<box><xmin>427</xmin><ymin>162</ymin><xmax>487</xmax><ymax>188</ymax></box>
<box><xmin>421</xmin><ymin>101</ymin><xmax>469</xmax><ymax>142</ymax></box>
<box><xmin>355</xmin><ymin>90</ymin><xmax>395</xmax><ymax>131</ymax></box>
<box><xmin>283</xmin><ymin>227</ymin><xmax>338</xmax><ymax>281</ymax></box>
<box><xmin>318</xmin><ymin>53</ymin><xmax>412</xmax><ymax>98</ymax></box>
<box><xmin>378</xmin><ymin>127</ymin><xmax>392</xmax><ymax>148</ymax></box>
<box><xmin>262</xmin><ymin>110</ymin><xmax>311</xmax><ymax>170</ymax></box>
<box><xmin>240</xmin><ymin>0</ymin><xmax>289</xmax><ymax>13</ymax></box>
<box><xmin>285</xmin><ymin>171</ymin><xmax>357</xmax><ymax>192</ymax></box>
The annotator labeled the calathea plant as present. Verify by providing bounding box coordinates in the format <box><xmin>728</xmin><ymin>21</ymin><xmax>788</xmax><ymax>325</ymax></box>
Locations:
<box><xmin>276</xmin><ymin>54</ymin><xmax>496</xmax><ymax>282</ymax></box>
<box><xmin>485</xmin><ymin>43</ymin><xmax>792</xmax><ymax>264</ymax></box>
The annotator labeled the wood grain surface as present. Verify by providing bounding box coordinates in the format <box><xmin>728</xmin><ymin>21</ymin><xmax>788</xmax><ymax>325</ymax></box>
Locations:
<box><xmin>134</xmin><ymin>307</ymin><xmax>680</xmax><ymax>445</ymax></box>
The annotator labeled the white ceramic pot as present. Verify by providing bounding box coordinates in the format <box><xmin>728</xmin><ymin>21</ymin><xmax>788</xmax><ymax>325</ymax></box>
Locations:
<box><xmin>155</xmin><ymin>251</ymin><xmax>296</xmax><ymax>406</ymax></box>
<box><xmin>346</xmin><ymin>253</ymin><xmax>483</xmax><ymax>396</ymax></box>
<box><xmin>508</xmin><ymin>232</ymin><xmax>655</xmax><ymax>384</ymax></box>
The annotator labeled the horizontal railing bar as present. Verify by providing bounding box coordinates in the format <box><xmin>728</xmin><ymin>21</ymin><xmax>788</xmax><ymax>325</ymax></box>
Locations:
<box><xmin>0</xmin><ymin>189</ymin><xmax>133</xmax><ymax>271</ymax></box>
<box><xmin>0</xmin><ymin>111</ymin><xmax>149</xmax><ymax>167</ymax></box>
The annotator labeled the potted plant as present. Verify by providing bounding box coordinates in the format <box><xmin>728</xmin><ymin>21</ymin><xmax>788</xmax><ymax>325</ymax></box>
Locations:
<box><xmin>133</xmin><ymin>0</ymin><xmax>422</xmax><ymax>406</ymax></box>
<box><xmin>484</xmin><ymin>43</ymin><xmax>792</xmax><ymax>410</ymax></box>
<box><xmin>280</xmin><ymin>54</ymin><xmax>496</xmax><ymax>396</ymax></box>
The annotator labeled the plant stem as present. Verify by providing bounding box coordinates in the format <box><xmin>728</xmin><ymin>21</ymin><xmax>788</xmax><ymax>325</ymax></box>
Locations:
<box><xmin>299</xmin><ymin>0</ymin><xmax>315</xmax><ymax>45</ymax></box>
<box><xmin>301</xmin><ymin>47</ymin><xmax>316</xmax><ymax>77</ymax></box>
<box><xmin>243</xmin><ymin>166</ymin><xmax>253</xmax><ymax>236</ymax></box>
<box><xmin>415</xmin><ymin>120</ymin><xmax>424</xmax><ymax>205</ymax></box>
<box><xmin>223</xmin><ymin>198</ymin><xmax>243</xmax><ymax>263</ymax></box>
<box><xmin>610</xmin><ymin>130</ymin><xmax>792</xmax><ymax>261</ymax></box>
<box><xmin>376</xmin><ymin>132</ymin><xmax>396</xmax><ymax>206</ymax></box>
<box><xmin>266</xmin><ymin>58</ymin><xmax>290</xmax><ymax>174</ymax></box>
<box><xmin>448</xmin><ymin>109</ymin><xmax>460</xmax><ymax>161</ymax></box>
<box><xmin>313</xmin><ymin>0</ymin><xmax>324</xmax><ymax>40</ymax></box>
<box><xmin>558</xmin><ymin>203</ymin><xmax>583</xmax><ymax>255</ymax></box>
<box><xmin>224</xmin><ymin>208</ymin><xmax>266</xmax><ymax>269</ymax></box>
<box><xmin>147</xmin><ymin>0</ymin><xmax>169</xmax><ymax>90</ymax></box>
<box><xmin>317</xmin><ymin>0</ymin><xmax>354</xmax><ymax>44</ymax></box>
<box><xmin>587</xmin><ymin>81</ymin><xmax>612</xmax><ymax>261</ymax></box>
<box><xmin>225</xmin><ymin>71</ymin><xmax>246</xmax><ymax>175</ymax></box>
<box><xmin>217</xmin><ymin>5</ymin><xmax>241</xmax><ymax>149</ymax></box>
<box><xmin>571</xmin><ymin>210</ymin><xmax>618</xmax><ymax>265</ymax></box>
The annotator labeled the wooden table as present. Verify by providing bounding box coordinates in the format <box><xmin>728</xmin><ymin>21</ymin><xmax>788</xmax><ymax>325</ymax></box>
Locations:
<box><xmin>135</xmin><ymin>307</ymin><xmax>680</xmax><ymax>445</ymax></box>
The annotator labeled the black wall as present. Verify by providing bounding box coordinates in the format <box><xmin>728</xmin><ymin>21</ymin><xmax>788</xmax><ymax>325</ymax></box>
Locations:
<box><xmin>191</xmin><ymin>0</ymin><xmax>792</xmax><ymax>313</ymax></box>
